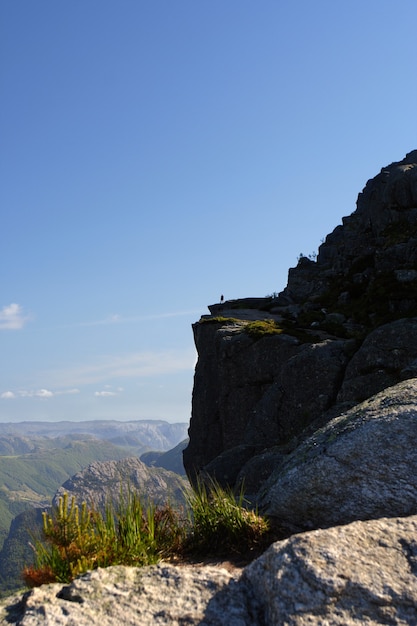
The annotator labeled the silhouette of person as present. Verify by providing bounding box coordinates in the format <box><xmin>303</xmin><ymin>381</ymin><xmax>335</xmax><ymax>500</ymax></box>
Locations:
<box><xmin>220</xmin><ymin>295</ymin><xmax>224</xmax><ymax>304</ymax></box>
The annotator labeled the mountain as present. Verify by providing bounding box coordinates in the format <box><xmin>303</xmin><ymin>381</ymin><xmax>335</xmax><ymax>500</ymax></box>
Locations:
<box><xmin>53</xmin><ymin>457</ymin><xmax>188</xmax><ymax>510</ymax></box>
<box><xmin>4</xmin><ymin>152</ymin><xmax>417</xmax><ymax>621</ymax></box>
<box><xmin>0</xmin><ymin>508</ymin><xmax>44</xmax><ymax>597</ymax></box>
<box><xmin>0</xmin><ymin>419</ymin><xmax>187</xmax><ymax>549</ymax></box>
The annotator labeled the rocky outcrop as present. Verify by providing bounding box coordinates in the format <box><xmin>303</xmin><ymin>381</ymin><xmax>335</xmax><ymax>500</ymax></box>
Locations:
<box><xmin>183</xmin><ymin>150</ymin><xmax>417</xmax><ymax>488</ymax></box>
<box><xmin>3</xmin><ymin>514</ymin><xmax>417</xmax><ymax>625</ymax></box>
<box><xmin>54</xmin><ymin>457</ymin><xmax>188</xmax><ymax>510</ymax></box>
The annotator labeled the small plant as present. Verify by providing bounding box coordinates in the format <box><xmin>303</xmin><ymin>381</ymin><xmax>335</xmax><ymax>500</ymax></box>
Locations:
<box><xmin>184</xmin><ymin>478</ymin><xmax>269</xmax><ymax>556</ymax></box>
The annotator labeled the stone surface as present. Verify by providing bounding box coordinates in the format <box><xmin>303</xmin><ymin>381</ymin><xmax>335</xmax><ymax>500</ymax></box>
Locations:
<box><xmin>260</xmin><ymin>378</ymin><xmax>417</xmax><ymax>529</ymax></box>
<box><xmin>184</xmin><ymin>321</ymin><xmax>351</xmax><ymax>484</ymax></box>
<box><xmin>0</xmin><ymin>564</ymin><xmax>249</xmax><ymax>626</ymax></box>
<box><xmin>243</xmin><ymin>515</ymin><xmax>417</xmax><ymax>625</ymax></box>
<box><xmin>3</xmin><ymin>515</ymin><xmax>417</xmax><ymax>625</ymax></box>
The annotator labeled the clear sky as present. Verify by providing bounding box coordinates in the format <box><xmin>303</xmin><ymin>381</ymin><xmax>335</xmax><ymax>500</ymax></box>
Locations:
<box><xmin>1</xmin><ymin>1</ymin><xmax>416</xmax><ymax>423</ymax></box>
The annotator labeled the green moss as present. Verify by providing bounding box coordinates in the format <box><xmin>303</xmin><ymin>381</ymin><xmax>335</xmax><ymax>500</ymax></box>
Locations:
<box><xmin>199</xmin><ymin>316</ymin><xmax>241</xmax><ymax>325</ymax></box>
<box><xmin>244</xmin><ymin>319</ymin><xmax>284</xmax><ymax>339</ymax></box>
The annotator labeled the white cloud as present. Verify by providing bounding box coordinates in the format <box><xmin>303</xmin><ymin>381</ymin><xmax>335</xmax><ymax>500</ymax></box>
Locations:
<box><xmin>94</xmin><ymin>391</ymin><xmax>117</xmax><ymax>397</ymax></box>
<box><xmin>35</xmin><ymin>389</ymin><xmax>54</xmax><ymax>398</ymax></box>
<box><xmin>1</xmin><ymin>391</ymin><xmax>15</xmax><ymax>399</ymax></box>
<box><xmin>0</xmin><ymin>303</ymin><xmax>31</xmax><ymax>330</ymax></box>
<box><xmin>16</xmin><ymin>388</ymin><xmax>80</xmax><ymax>399</ymax></box>
<box><xmin>20</xmin><ymin>388</ymin><xmax>54</xmax><ymax>398</ymax></box>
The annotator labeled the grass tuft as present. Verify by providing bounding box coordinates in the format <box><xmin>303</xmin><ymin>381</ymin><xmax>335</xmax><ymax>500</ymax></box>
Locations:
<box><xmin>184</xmin><ymin>478</ymin><xmax>269</xmax><ymax>556</ymax></box>
<box><xmin>23</xmin><ymin>492</ymin><xmax>186</xmax><ymax>586</ymax></box>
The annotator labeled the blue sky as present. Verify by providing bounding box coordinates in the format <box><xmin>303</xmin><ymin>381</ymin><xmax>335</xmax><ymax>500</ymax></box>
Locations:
<box><xmin>1</xmin><ymin>1</ymin><xmax>416</xmax><ymax>423</ymax></box>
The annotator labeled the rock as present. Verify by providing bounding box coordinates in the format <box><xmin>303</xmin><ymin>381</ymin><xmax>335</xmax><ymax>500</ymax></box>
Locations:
<box><xmin>260</xmin><ymin>378</ymin><xmax>417</xmax><ymax>529</ymax></box>
<box><xmin>0</xmin><ymin>564</ymin><xmax>249</xmax><ymax>625</ymax></box>
<box><xmin>3</xmin><ymin>515</ymin><xmax>417</xmax><ymax>625</ymax></box>
<box><xmin>54</xmin><ymin>457</ymin><xmax>188</xmax><ymax>510</ymax></box>
<box><xmin>200</xmin><ymin>444</ymin><xmax>262</xmax><ymax>489</ymax></box>
<box><xmin>337</xmin><ymin>317</ymin><xmax>417</xmax><ymax>403</ymax></box>
<box><xmin>243</xmin><ymin>514</ymin><xmax>417</xmax><ymax>625</ymax></box>
<box><xmin>184</xmin><ymin>150</ymin><xmax>417</xmax><ymax>488</ymax></box>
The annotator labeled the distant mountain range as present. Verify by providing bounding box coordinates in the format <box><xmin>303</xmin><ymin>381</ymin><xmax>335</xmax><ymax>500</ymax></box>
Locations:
<box><xmin>0</xmin><ymin>419</ymin><xmax>188</xmax><ymax>453</ymax></box>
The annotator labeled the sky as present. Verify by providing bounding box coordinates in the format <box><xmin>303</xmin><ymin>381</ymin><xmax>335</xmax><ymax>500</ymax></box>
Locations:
<box><xmin>1</xmin><ymin>1</ymin><xmax>416</xmax><ymax>424</ymax></box>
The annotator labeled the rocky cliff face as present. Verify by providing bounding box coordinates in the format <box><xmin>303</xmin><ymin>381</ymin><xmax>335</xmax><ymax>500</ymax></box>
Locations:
<box><xmin>183</xmin><ymin>150</ymin><xmax>417</xmax><ymax>490</ymax></box>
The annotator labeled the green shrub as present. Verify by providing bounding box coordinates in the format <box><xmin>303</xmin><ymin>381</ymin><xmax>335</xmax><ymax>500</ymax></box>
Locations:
<box><xmin>184</xmin><ymin>478</ymin><xmax>269</xmax><ymax>556</ymax></box>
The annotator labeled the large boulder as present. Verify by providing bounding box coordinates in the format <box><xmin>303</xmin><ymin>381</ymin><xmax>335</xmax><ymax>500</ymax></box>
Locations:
<box><xmin>0</xmin><ymin>564</ymin><xmax>246</xmax><ymax>626</ymax></box>
<box><xmin>3</xmin><ymin>515</ymin><xmax>417</xmax><ymax>625</ymax></box>
<box><xmin>243</xmin><ymin>514</ymin><xmax>417</xmax><ymax>625</ymax></box>
<box><xmin>260</xmin><ymin>378</ymin><xmax>417</xmax><ymax>529</ymax></box>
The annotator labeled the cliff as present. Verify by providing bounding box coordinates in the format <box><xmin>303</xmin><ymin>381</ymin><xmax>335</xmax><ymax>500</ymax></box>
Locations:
<box><xmin>183</xmin><ymin>149</ymin><xmax>417</xmax><ymax>494</ymax></box>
